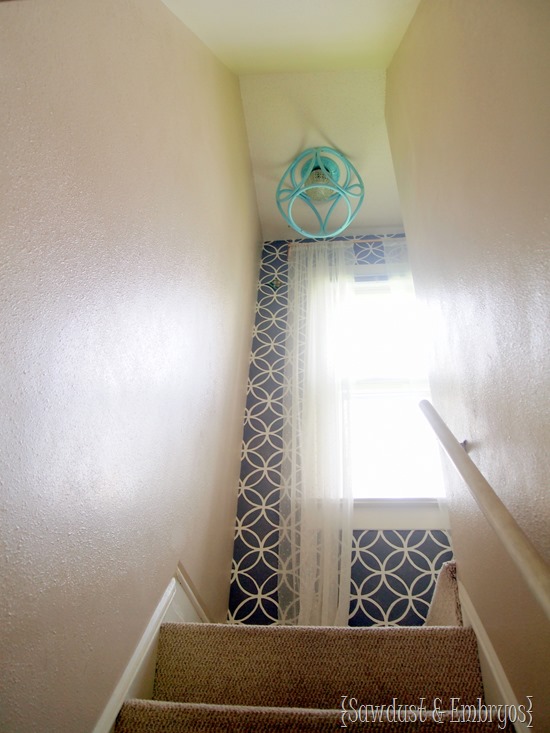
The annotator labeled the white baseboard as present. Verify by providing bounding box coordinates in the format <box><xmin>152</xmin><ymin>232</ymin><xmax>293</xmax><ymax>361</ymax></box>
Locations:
<box><xmin>92</xmin><ymin>568</ymin><xmax>209</xmax><ymax>733</ymax></box>
<box><xmin>174</xmin><ymin>561</ymin><xmax>212</xmax><ymax>623</ymax></box>
<box><xmin>458</xmin><ymin>581</ymin><xmax>530</xmax><ymax>733</ymax></box>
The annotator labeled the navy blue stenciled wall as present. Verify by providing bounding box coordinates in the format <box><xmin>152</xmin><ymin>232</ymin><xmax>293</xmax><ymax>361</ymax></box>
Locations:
<box><xmin>228</xmin><ymin>236</ymin><xmax>453</xmax><ymax>626</ymax></box>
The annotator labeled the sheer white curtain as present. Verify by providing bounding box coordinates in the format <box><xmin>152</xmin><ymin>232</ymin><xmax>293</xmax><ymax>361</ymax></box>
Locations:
<box><xmin>279</xmin><ymin>239</ymin><xmax>355</xmax><ymax>626</ymax></box>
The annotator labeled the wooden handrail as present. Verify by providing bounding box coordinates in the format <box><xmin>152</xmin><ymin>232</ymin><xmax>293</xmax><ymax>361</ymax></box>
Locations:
<box><xmin>420</xmin><ymin>400</ymin><xmax>550</xmax><ymax>621</ymax></box>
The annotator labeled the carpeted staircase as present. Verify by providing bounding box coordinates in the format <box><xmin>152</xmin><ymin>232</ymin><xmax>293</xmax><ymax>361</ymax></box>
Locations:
<box><xmin>115</xmin><ymin>564</ymin><xmax>505</xmax><ymax>731</ymax></box>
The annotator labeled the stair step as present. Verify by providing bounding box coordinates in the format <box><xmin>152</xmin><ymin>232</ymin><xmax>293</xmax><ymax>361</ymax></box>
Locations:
<box><xmin>116</xmin><ymin>700</ymin><xmax>341</xmax><ymax>732</ymax></box>
<box><xmin>153</xmin><ymin>623</ymin><xmax>483</xmax><ymax>709</ymax></box>
<box><xmin>116</xmin><ymin>699</ymin><xmax>507</xmax><ymax>732</ymax></box>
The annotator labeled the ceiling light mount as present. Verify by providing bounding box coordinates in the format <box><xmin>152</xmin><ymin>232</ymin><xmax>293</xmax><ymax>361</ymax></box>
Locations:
<box><xmin>276</xmin><ymin>146</ymin><xmax>364</xmax><ymax>239</ymax></box>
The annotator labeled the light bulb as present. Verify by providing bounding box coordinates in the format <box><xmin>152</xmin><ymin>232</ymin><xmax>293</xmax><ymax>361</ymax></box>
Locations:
<box><xmin>304</xmin><ymin>166</ymin><xmax>335</xmax><ymax>201</ymax></box>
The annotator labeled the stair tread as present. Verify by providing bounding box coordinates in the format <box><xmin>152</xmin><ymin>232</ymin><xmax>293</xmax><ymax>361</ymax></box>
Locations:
<box><xmin>153</xmin><ymin>623</ymin><xmax>484</xmax><ymax>708</ymax></box>
<box><xmin>116</xmin><ymin>699</ymin><xmax>507</xmax><ymax>732</ymax></box>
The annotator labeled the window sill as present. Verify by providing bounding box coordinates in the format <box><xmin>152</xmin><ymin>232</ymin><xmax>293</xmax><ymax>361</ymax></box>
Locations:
<box><xmin>352</xmin><ymin>497</ymin><xmax>450</xmax><ymax>531</ymax></box>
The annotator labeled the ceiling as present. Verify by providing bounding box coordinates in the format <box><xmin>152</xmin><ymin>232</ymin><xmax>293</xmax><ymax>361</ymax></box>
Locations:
<box><xmin>161</xmin><ymin>0</ymin><xmax>421</xmax><ymax>240</ymax></box>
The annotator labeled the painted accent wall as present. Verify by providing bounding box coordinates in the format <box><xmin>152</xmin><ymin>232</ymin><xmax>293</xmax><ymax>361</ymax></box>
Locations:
<box><xmin>229</xmin><ymin>237</ymin><xmax>453</xmax><ymax>626</ymax></box>
<box><xmin>0</xmin><ymin>2</ymin><xmax>260</xmax><ymax>731</ymax></box>
<box><xmin>386</xmin><ymin>0</ymin><xmax>550</xmax><ymax>726</ymax></box>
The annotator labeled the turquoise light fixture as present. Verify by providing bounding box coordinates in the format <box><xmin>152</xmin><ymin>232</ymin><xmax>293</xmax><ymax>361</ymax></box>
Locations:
<box><xmin>276</xmin><ymin>146</ymin><xmax>364</xmax><ymax>239</ymax></box>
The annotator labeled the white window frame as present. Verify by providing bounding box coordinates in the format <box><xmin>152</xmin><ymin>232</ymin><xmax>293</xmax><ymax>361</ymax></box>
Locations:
<box><xmin>346</xmin><ymin>269</ymin><xmax>446</xmax><ymax>512</ymax></box>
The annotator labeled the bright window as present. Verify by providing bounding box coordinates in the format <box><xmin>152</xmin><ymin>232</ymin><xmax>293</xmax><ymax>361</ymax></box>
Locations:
<box><xmin>346</xmin><ymin>278</ymin><xmax>444</xmax><ymax>500</ymax></box>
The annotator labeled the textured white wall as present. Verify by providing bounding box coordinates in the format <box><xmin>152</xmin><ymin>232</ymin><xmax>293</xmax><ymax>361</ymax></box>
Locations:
<box><xmin>386</xmin><ymin>0</ymin><xmax>550</xmax><ymax>726</ymax></box>
<box><xmin>0</xmin><ymin>1</ymin><xmax>260</xmax><ymax>731</ymax></box>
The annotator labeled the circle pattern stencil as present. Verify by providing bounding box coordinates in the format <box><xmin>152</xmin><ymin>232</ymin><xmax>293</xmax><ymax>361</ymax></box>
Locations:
<box><xmin>228</xmin><ymin>236</ymin><xmax>453</xmax><ymax>626</ymax></box>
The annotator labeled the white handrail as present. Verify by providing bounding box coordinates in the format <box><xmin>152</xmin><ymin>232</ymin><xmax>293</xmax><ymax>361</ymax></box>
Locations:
<box><xmin>420</xmin><ymin>399</ymin><xmax>550</xmax><ymax>621</ymax></box>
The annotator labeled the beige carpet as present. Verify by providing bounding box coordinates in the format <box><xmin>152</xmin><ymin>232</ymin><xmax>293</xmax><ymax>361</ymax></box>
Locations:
<box><xmin>153</xmin><ymin>623</ymin><xmax>482</xmax><ymax>708</ymax></box>
<box><xmin>115</xmin><ymin>564</ymin><xmax>503</xmax><ymax>731</ymax></box>
<box><xmin>116</xmin><ymin>699</ymin><xmax>507</xmax><ymax>732</ymax></box>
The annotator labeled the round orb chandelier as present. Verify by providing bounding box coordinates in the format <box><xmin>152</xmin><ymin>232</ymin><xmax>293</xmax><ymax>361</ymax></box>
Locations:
<box><xmin>276</xmin><ymin>147</ymin><xmax>364</xmax><ymax>239</ymax></box>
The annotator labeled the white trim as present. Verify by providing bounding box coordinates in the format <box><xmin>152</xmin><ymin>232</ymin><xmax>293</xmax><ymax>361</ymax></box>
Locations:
<box><xmin>92</xmin><ymin>567</ymin><xmax>213</xmax><ymax>733</ymax></box>
<box><xmin>458</xmin><ymin>581</ymin><xmax>530</xmax><ymax>733</ymax></box>
<box><xmin>175</xmin><ymin>562</ymin><xmax>213</xmax><ymax>622</ymax></box>
<box><xmin>92</xmin><ymin>579</ymin><xmax>176</xmax><ymax>733</ymax></box>
<box><xmin>353</xmin><ymin>499</ymin><xmax>450</xmax><ymax>530</ymax></box>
